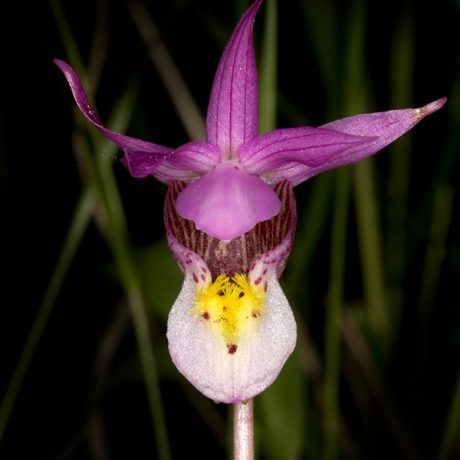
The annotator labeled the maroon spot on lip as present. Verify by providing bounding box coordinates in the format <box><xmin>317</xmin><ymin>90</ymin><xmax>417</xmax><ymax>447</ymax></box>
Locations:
<box><xmin>193</xmin><ymin>273</ymin><xmax>199</xmax><ymax>283</ymax></box>
<box><xmin>202</xmin><ymin>312</ymin><xmax>210</xmax><ymax>320</ymax></box>
<box><xmin>227</xmin><ymin>344</ymin><xmax>238</xmax><ymax>354</ymax></box>
<box><xmin>254</xmin><ymin>277</ymin><xmax>262</xmax><ymax>285</ymax></box>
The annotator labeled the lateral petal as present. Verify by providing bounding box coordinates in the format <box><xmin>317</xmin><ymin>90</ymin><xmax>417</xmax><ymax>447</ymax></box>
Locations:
<box><xmin>238</xmin><ymin>127</ymin><xmax>372</xmax><ymax>185</ymax></box>
<box><xmin>152</xmin><ymin>141</ymin><xmax>221</xmax><ymax>183</ymax></box>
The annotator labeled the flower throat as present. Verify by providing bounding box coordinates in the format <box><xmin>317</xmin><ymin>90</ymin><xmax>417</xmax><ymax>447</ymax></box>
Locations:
<box><xmin>193</xmin><ymin>274</ymin><xmax>266</xmax><ymax>353</ymax></box>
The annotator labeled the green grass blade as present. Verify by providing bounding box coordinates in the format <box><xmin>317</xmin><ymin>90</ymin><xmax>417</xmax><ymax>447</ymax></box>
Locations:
<box><xmin>129</xmin><ymin>0</ymin><xmax>206</xmax><ymax>141</ymax></box>
<box><xmin>344</xmin><ymin>0</ymin><xmax>390</xmax><ymax>346</ymax></box>
<box><xmin>417</xmin><ymin>183</ymin><xmax>454</xmax><ymax>333</ymax></box>
<box><xmin>257</xmin><ymin>351</ymin><xmax>306</xmax><ymax>460</ymax></box>
<box><xmin>385</xmin><ymin>1</ymin><xmax>415</xmax><ymax>324</ymax></box>
<box><xmin>0</xmin><ymin>44</ymin><xmax>139</xmax><ymax>443</ymax></box>
<box><xmin>284</xmin><ymin>173</ymin><xmax>334</xmax><ymax>298</ymax></box>
<box><xmin>48</xmin><ymin>0</ymin><xmax>88</xmax><ymax>88</ymax></box>
<box><xmin>82</xmin><ymin>106</ymin><xmax>172</xmax><ymax>460</ymax></box>
<box><xmin>298</xmin><ymin>0</ymin><xmax>338</xmax><ymax>97</ymax></box>
<box><xmin>259</xmin><ymin>0</ymin><xmax>277</xmax><ymax>133</ymax></box>
<box><xmin>134</xmin><ymin>240</ymin><xmax>182</xmax><ymax>322</ymax></box>
<box><xmin>89</xmin><ymin>107</ymin><xmax>172</xmax><ymax>460</ymax></box>
<box><xmin>353</xmin><ymin>160</ymin><xmax>390</xmax><ymax>344</ymax></box>
<box><xmin>49</xmin><ymin>2</ymin><xmax>172</xmax><ymax>455</ymax></box>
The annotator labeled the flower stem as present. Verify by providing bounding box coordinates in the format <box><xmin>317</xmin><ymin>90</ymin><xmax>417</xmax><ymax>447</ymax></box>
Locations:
<box><xmin>233</xmin><ymin>399</ymin><xmax>254</xmax><ymax>460</ymax></box>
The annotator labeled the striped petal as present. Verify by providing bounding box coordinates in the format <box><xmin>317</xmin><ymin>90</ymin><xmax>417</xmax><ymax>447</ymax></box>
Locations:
<box><xmin>150</xmin><ymin>141</ymin><xmax>220</xmax><ymax>184</ymax></box>
<box><xmin>54</xmin><ymin>59</ymin><xmax>172</xmax><ymax>178</ymax></box>
<box><xmin>165</xmin><ymin>180</ymin><xmax>296</xmax><ymax>278</ymax></box>
<box><xmin>206</xmin><ymin>0</ymin><xmax>261</xmax><ymax>156</ymax></box>
<box><xmin>238</xmin><ymin>98</ymin><xmax>446</xmax><ymax>186</ymax></box>
<box><xmin>238</xmin><ymin>126</ymin><xmax>372</xmax><ymax>185</ymax></box>
<box><xmin>320</xmin><ymin>97</ymin><xmax>447</xmax><ymax>160</ymax></box>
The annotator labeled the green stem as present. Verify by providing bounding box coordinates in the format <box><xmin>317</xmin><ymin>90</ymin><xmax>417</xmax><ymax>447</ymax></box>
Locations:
<box><xmin>323</xmin><ymin>168</ymin><xmax>350</xmax><ymax>460</ymax></box>
<box><xmin>284</xmin><ymin>173</ymin><xmax>334</xmax><ymax>298</ymax></box>
<box><xmin>344</xmin><ymin>0</ymin><xmax>390</xmax><ymax>346</ymax></box>
<box><xmin>129</xmin><ymin>0</ymin><xmax>206</xmax><ymax>141</ymax></box>
<box><xmin>92</xmin><ymin>141</ymin><xmax>172</xmax><ymax>460</ymax></box>
<box><xmin>50</xmin><ymin>1</ymin><xmax>171</xmax><ymax>457</ymax></box>
<box><xmin>386</xmin><ymin>0</ymin><xmax>414</xmax><ymax>321</ymax></box>
<box><xmin>48</xmin><ymin>0</ymin><xmax>87</xmax><ymax>87</ymax></box>
<box><xmin>352</xmin><ymin>161</ymin><xmax>390</xmax><ymax>343</ymax></box>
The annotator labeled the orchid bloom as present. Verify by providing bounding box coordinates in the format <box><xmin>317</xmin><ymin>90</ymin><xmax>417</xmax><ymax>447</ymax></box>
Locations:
<box><xmin>55</xmin><ymin>0</ymin><xmax>445</xmax><ymax>403</ymax></box>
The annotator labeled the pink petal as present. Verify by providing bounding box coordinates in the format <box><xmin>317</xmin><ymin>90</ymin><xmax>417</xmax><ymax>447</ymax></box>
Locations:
<box><xmin>238</xmin><ymin>126</ymin><xmax>373</xmax><ymax>185</ymax></box>
<box><xmin>152</xmin><ymin>141</ymin><xmax>221</xmax><ymax>183</ymax></box>
<box><xmin>167</xmin><ymin>271</ymin><xmax>296</xmax><ymax>403</ymax></box>
<box><xmin>239</xmin><ymin>98</ymin><xmax>446</xmax><ymax>186</ymax></box>
<box><xmin>320</xmin><ymin>98</ymin><xmax>447</xmax><ymax>164</ymax></box>
<box><xmin>175</xmin><ymin>161</ymin><xmax>281</xmax><ymax>240</ymax></box>
<box><xmin>54</xmin><ymin>59</ymin><xmax>172</xmax><ymax>178</ymax></box>
<box><xmin>323</xmin><ymin>98</ymin><xmax>446</xmax><ymax>137</ymax></box>
<box><xmin>165</xmin><ymin>180</ymin><xmax>296</xmax><ymax>277</ymax></box>
<box><xmin>206</xmin><ymin>0</ymin><xmax>261</xmax><ymax>156</ymax></box>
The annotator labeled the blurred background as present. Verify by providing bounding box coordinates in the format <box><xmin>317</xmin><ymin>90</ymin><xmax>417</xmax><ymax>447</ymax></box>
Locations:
<box><xmin>1</xmin><ymin>0</ymin><xmax>459</xmax><ymax>459</ymax></box>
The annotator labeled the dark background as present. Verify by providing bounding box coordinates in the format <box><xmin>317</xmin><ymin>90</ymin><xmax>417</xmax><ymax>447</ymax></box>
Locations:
<box><xmin>1</xmin><ymin>0</ymin><xmax>459</xmax><ymax>459</ymax></box>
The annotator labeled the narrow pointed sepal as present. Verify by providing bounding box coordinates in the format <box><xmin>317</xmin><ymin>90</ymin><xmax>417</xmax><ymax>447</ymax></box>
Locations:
<box><xmin>54</xmin><ymin>59</ymin><xmax>172</xmax><ymax>177</ymax></box>
<box><xmin>206</xmin><ymin>0</ymin><xmax>262</xmax><ymax>155</ymax></box>
<box><xmin>238</xmin><ymin>97</ymin><xmax>446</xmax><ymax>186</ymax></box>
<box><xmin>320</xmin><ymin>97</ymin><xmax>447</xmax><ymax>166</ymax></box>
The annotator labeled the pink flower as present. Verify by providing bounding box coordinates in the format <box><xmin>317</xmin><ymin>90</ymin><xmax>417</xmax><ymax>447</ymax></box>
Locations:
<box><xmin>55</xmin><ymin>0</ymin><xmax>445</xmax><ymax>403</ymax></box>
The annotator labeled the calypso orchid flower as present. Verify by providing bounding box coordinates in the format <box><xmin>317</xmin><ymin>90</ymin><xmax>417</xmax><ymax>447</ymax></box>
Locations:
<box><xmin>55</xmin><ymin>0</ymin><xmax>445</xmax><ymax>403</ymax></box>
